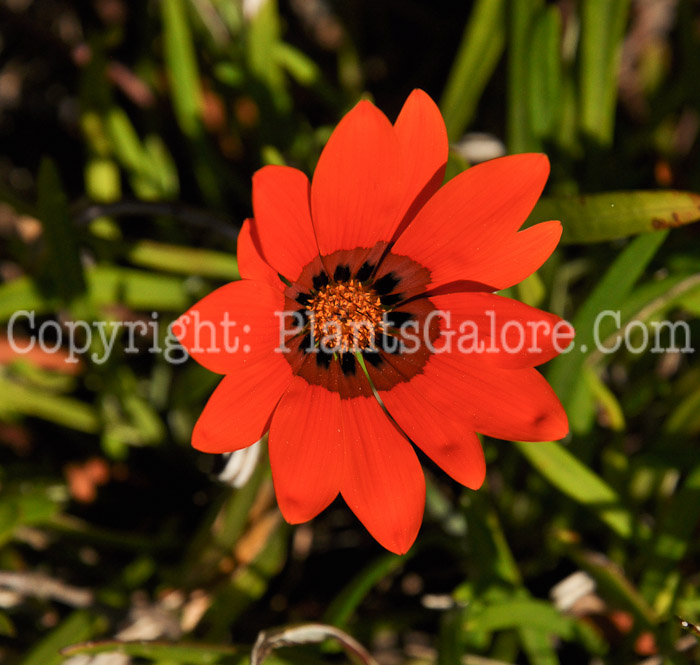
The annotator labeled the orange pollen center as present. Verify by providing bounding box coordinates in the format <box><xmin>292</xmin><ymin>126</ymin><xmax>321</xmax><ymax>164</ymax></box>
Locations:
<box><xmin>307</xmin><ymin>279</ymin><xmax>385</xmax><ymax>352</ymax></box>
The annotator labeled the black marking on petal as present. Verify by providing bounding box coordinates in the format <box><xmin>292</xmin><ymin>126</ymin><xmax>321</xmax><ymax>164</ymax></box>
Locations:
<box><xmin>385</xmin><ymin>311</ymin><xmax>413</xmax><ymax>328</ymax></box>
<box><xmin>295</xmin><ymin>308</ymin><xmax>309</xmax><ymax>325</ymax></box>
<box><xmin>340</xmin><ymin>353</ymin><xmax>356</xmax><ymax>376</ymax></box>
<box><xmin>333</xmin><ymin>264</ymin><xmax>351</xmax><ymax>282</ymax></box>
<box><xmin>378</xmin><ymin>333</ymin><xmax>401</xmax><ymax>355</ymax></box>
<box><xmin>300</xmin><ymin>331</ymin><xmax>315</xmax><ymax>354</ymax></box>
<box><xmin>373</xmin><ymin>272</ymin><xmax>400</xmax><ymax>295</ymax></box>
<box><xmin>363</xmin><ymin>351</ymin><xmax>383</xmax><ymax>367</ymax></box>
<box><xmin>295</xmin><ymin>292</ymin><xmax>312</xmax><ymax>306</ymax></box>
<box><xmin>313</xmin><ymin>271</ymin><xmax>329</xmax><ymax>290</ymax></box>
<box><xmin>316</xmin><ymin>348</ymin><xmax>333</xmax><ymax>369</ymax></box>
<box><xmin>355</xmin><ymin>262</ymin><xmax>375</xmax><ymax>282</ymax></box>
<box><xmin>380</xmin><ymin>293</ymin><xmax>402</xmax><ymax>307</ymax></box>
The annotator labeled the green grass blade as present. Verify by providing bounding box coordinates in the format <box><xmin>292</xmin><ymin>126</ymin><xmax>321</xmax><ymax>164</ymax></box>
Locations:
<box><xmin>528</xmin><ymin>6</ymin><xmax>562</xmax><ymax>139</ymax></box>
<box><xmin>579</xmin><ymin>0</ymin><xmax>631</xmax><ymax>146</ymax></box>
<box><xmin>639</xmin><ymin>464</ymin><xmax>700</xmax><ymax>615</ymax></box>
<box><xmin>161</xmin><ymin>0</ymin><xmax>203</xmax><ymax>138</ymax></box>
<box><xmin>507</xmin><ymin>0</ymin><xmax>543</xmax><ymax>152</ymax></box>
<box><xmin>37</xmin><ymin>157</ymin><xmax>86</xmax><ymax>306</ymax></box>
<box><xmin>20</xmin><ymin>611</ymin><xmax>102</xmax><ymax>665</ymax></box>
<box><xmin>547</xmin><ymin>230</ymin><xmax>668</xmax><ymax>411</ymax></box>
<box><xmin>324</xmin><ymin>553</ymin><xmax>407</xmax><ymax>628</ymax></box>
<box><xmin>465</xmin><ymin>598</ymin><xmax>575</xmax><ymax>637</ymax></box>
<box><xmin>61</xmin><ymin>639</ymin><xmax>244</xmax><ymax>664</ymax></box>
<box><xmin>0</xmin><ymin>377</ymin><xmax>100</xmax><ymax>433</ymax></box>
<box><xmin>126</xmin><ymin>241</ymin><xmax>239</xmax><ymax>280</ymax></box>
<box><xmin>439</xmin><ymin>0</ymin><xmax>506</xmax><ymax>140</ymax></box>
<box><xmin>515</xmin><ymin>441</ymin><xmax>633</xmax><ymax>539</ymax></box>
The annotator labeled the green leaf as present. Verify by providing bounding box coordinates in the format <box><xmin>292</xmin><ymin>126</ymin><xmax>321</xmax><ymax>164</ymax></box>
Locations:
<box><xmin>0</xmin><ymin>276</ymin><xmax>55</xmax><ymax>322</ymax></box>
<box><xmin>465</xmin><ymin>598</ymin><xmax>575</xmax><ymax>638</ymax></box>
<box><xmin>665</xmin><ymin>386</ymin><xmax>700</xmax><ymax>437</ymax></box>
<box><xmin>323</xmin><ymin>553</ymin><xmax>407</xmax><ymax>628</ymax></box>
<box><xmin>37</xmin><ymin>157</ymin><xmax>86</xmax><ymax>305</ymax></box>
<box><xmin>161</xmin><ymin>0</ymin><xmax>203</xmax><ymax>138</ymax></box>
<box><xmin>579</xmin><ymin>0</ymin><xmax>631</xmax><ymax>146</ymax></box>
<box><xmin>0</xmin><ymin>376</ymin><xmax>100</xmax><ymax>433</ymax></box>
<box><xmin>583</xmin><ymin>366</ymin><xmax>625</xmax><ymax>432</ymax></box>
<box><xmin>547</xmin><ymin>231</ymin><xmax>668</xmax><ymax>411</ymax></box>
<box><xmin>515</xmin><ymin>441</ymin><xmax>633</xmax><ymax>539</ymax></box>
<box><xmin>126</xmin><ymin>241</ymin><xmax>239</xmax><ymax>280</ymax></box>
<box><xmin>639</xmin><ymin>464</ymin><xmax>700</xmax><ymax>615</ymax></box>
<box><xmin>87</xmin><ymin>266</ymin><xmax>192</xmax><ymax>311</ymax></box>
<box><xmin>61</xmin><ymin>639</ymin><xmax>243</xmax><ymax>664</ymax></box>
<box><xmin>527</xmin><ymin>6</ymin><xmax>562</xmax><ymax>139</ymax></box>
<box><xmin>439</xmin><ymin>0</ymin><xmax>506</xmax><ymax>140</ymax></box>
<box><xmin>247</xmin><ymin>0</ymin><xmax>290</xmax><ymax>113</ymax></box>
<box><xmin>0</xmin><ymin>611</ymin><xmax>15</xmax><ymax>637</ymax></box>
<box><xmin>507</xmin><ymin>0</ymin><xmax>543</xmax><ymax>152</ymax></box>
<box><xmin>561</xmin><ymin>539</ymin><xmax>658</xmax><ymax>628</ymax></box>
<box><xmin>20</xmin><ymin>611</ymin><xmax>102</xmax><ymax>665</ymax></box>
<box><xmin>529</xmin><ymin>190</ymin><xmax>700</xmax><ymax>244</ymax></box>
<box><xmin>519</xmin><ymin>626</ymin><xmax>560</xmax><ymax>665</ymax></box>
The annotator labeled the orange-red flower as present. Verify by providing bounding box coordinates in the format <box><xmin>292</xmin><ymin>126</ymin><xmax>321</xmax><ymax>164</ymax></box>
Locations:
<box><xmin>175</xmin><ymin>90</ymin><xmax>572</xmax><ymax>554</ymax></box>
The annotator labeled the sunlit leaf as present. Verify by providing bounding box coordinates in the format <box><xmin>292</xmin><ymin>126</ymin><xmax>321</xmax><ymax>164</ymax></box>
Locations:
<box><xmin>530</xmin><ymin>191</ymin><xmax>700</xmax><ymax>244</ymax></box>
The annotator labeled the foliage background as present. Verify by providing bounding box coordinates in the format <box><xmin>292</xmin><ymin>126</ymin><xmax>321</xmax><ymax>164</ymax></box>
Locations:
<box><xmin>1</xmin><ymin>0</ymin><xmax>700</xmax><ymax>663</ymax></box>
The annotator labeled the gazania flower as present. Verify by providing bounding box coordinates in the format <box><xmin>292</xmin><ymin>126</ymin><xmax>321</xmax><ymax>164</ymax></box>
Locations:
<box><xmin>175</xmin><ymin>90</ymin><xmax>572</xmax><ymax>554</ymax></box>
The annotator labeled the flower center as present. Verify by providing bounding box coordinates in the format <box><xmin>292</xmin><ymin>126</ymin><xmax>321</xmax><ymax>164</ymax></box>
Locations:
<box><xmin>307</xmin><ymin>279</ymin><xmax>385</xmax><ymax>353</ymax></box>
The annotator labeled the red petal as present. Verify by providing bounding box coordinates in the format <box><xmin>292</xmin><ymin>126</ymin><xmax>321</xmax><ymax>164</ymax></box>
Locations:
<box><xmin>193</xmin><ymin>356</ymin><xmax>292</xmax><ymax>453</ymax></box>
<box><xmin>340</xmin><ymin>396</ymin><xmax>425</xmax><ymax>554</ymax></box>
<box><xmin>269</xmin><ymin>377</ymin><xmax>343</xmax><ymax>523</ymax></box>
<box><xmin>392</xmin><ymin>89</ymin><xmax>448</xmax><ymax>239</ymax></box>
<box><xmin>380</xmin><ymin>382</ymin><xmax>485</xmax><ymax>488</ymax></box>
<box><xmin>311</xmin><ymin>100</ymin><xmax>405</xmax><ymax>255</ymax></box>
<box><xmin>392</xmin><ymin>154</ymin><xmax>555</xmax><ymax>290</ymax></box>
<box><xmin>431</xmin><ymin>291</ymin><xmax>574</xmax><ymax>368</ymax></box>
<box><xmin>252</xmin><ymin>166</ymin><xmax>319</xmax><ymax>282</ymax></box>
<box><xmin>379</xmin><ymin>351</ymin><xmax>568</xmax><ymax>444</ymax></box>
<box><xmin>174</xmin><ymin>280</ymin><xmax>285</xmax><ymax>375</ymax></box>
<box><xmin>467</xmin><ymin>220</ymin><xmax>562</xmax><ymax>291</ymax></box>
<box><xmin>237</xmin><ymin>218</ymin><xmax>283</xmax><ymax>289</ymax></box>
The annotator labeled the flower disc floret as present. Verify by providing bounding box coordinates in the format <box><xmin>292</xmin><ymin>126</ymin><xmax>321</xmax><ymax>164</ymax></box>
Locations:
<box><xmin>308</xmin><ymin>279</ymin><xmax>384</xmax><ymax>353</ymax></box>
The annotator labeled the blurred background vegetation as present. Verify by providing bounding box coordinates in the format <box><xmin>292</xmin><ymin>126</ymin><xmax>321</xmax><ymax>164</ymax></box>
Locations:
<box><xmin>1</xmin><ymin>0</ymin><xmax>700</xmax><ymax>663</ymax></box>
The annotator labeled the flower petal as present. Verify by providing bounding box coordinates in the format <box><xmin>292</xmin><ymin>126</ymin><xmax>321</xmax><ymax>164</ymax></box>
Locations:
<box><xmin>340</xmin><ymin>396</ymin><xmax>425</xmax><ymax>554</ymax></box>
<box><xmin>237</xmin><ymin>218</ymin><xmax>283</xmax><ymax>289</ymax></box>
<box><xmin>392</xmin><ymin>154</ymin><xmax>555</xmax><ymax>290</ymax></box>
<box><xmin>269</xmin><ymin>377</ymin><xmax>343</xmax><ymax>523</ymax></box>
<box><xmin>193</xmin><ymin>357</ymin><xmax>292</xmax><ymax>453</ymax></box>
<box><xmin>392</xmin><ymin>89</ymin><xmax>448</xmax><ymax>239</ymax></box>
<box><xmin>252</xmin><ymin>165</ymin><xmax>319</xmax><ymax>282</ymax></box>
<box><xmin>431</xmin><ymin>291</ymin><xmax>574</xmax><ymax>368</ymax></box>
<box><xmin>468</xmin><ymin>220</ymin><xmax>562</xmax><ymax>291</ymax></box>
<box><xmin>380</xmin><ymin>382</ymin><xmax>486</xmax><ymax>489</ymax></box>
<box><xmin>377</xmin><ymin>351</ymin><xmax>568</xmax><ymax>444</ymax></box>
<box><xmin>311</xmin><ymin>100</ymin><xmax>405</xmax><ymax>255</ymax></box>
<box><xmin>174</xmin><ymin>280</ymin><xmax>285</xmax><ymax>375</ymax></box>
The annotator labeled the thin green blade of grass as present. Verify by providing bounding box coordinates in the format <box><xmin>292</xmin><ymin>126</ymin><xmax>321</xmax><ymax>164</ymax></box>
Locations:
<box><xmin>439</xmin><ymin>0</ymin><xmax>506</xmax><ymax>140</ymax></box>
<box><xmin>579</xmin><ymin>0</ymin><xmax>631</xmax><ymax>146</ymax></box>
<box><xmin>126</xmin><ymin>241</ymin><xmax>239</xmax><ymax>280</ymax></box>
<box><xmin>639</xmin><ymin>464</ymin><xmax>700</xmax><ymax>615</ymax></box>
<box><xmin>323</xmin><ymin>553</ymin><xmax>408</xmax><ymax>629</ymax></box>
<box><xmin>507</xmin><ymin>0</ymin><xmax>543</xmax><ymax>153</ymax></box>
<box><xmin>37</xmin><ymin>157</ymin><xmax>86</xmax><ymax>307</ymax></box>
<box><xmin>20</xmin><ymin>611</ymin><xmax>103</xmax><ymax>665</ymax></box>
<box><xmin>514</xmin><ymin>441</ymin><xmax>633</xmax><ymax>539</ymax></box>
<box><xmin>527</xmin><ymin>6</ymin><xmax>562</xmax><ymax>140</ymax></box>
<box><xmin>547</xmin><ymin>230</ymin><xmax>668</xmax><ymax>411</ymax></box>
<box><xmin>161</xmin><ymin>0</ymin><xmax>203</xmax><ymax>139</ymax></box>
